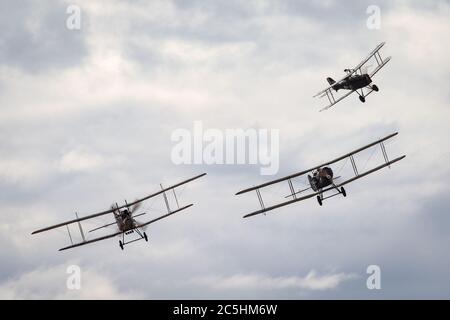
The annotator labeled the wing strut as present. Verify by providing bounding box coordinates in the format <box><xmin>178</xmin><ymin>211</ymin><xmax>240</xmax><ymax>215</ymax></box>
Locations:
<box><xmin>75</xmin><ymin>212</ymin><xmax>86</xmax><ymax>242</ymax></box>
<box><xmin>350</xmin><ymin>155</ymin><xmax>359</xmax><ymax>176</ymax></box>
<box><xmin>172</xmin><ymin>188</ymin><xmax>180</xmax><ymax>209</ymax></box>
<box><xmin>288</xmin><ymin>179</ymin><xmax>297</xmax><ymax>200</ymax></box>
<box><xmin>255</xmin><ymin>189</ymin><xmax>265</xmax><ymax>211</ymax></box>
<box><xmin>160</xmin><ymin>183</ymin><xmax>171</xmax><ymax>213</ymax></box>
<box><xmin>66</xmin><ymin>225</ymin><xmax>73</xmax><ymax>245</ymax></box>
<box><xmin>380</xmin><ymin>141</ymin><xmax>390</xmax><ymax>168</ymax></box>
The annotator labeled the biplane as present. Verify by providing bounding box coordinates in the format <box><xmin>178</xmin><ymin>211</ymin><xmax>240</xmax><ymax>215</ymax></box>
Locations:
<box><xmin>314</xmin><ymin>42</ymin><xmax>391</xmax><ymax>111</ymax></box>
<box><xmin>32</xmin><ymin>173</ymin><xmax>206</xmax><ymax>251</ymax></box>
<box><xmin>236</xmin><ymin>133</ymin><xmax>405</xmax><ymax>218</ymax></box>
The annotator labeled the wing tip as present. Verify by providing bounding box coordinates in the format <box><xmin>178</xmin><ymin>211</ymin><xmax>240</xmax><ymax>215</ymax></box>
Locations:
<box><xmin>236</xmin><ymin>188</ymin><xmax>252</xmax><ymax>195</ymax></box>
<box><xmin>243</xmin><ymin>210</ymin><xmax>265</xmax><ymax>218</ymax></box>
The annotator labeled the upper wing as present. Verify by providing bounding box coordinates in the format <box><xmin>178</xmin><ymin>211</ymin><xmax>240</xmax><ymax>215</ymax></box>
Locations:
<box><xmin>58</xmin><ymin>204</ymin><xmax>194</xmax><ymax>251</ymax></box>
<box><xmin>236</xmin><ymin>132</ymin><xmax>399</xmax><ymax>195</ymax></box>
<box><xmin>242</xmin><ymin>155</ymin><xmax>405</xmax><ymax>218</ymax></box>
<box><xmin>32</xmin><ymin>173</ymin><xmax>206</xmax><ymax>234</ymax></box>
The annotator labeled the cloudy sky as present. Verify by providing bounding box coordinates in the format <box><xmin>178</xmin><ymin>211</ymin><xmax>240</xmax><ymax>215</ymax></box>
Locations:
<box><xmin>0</xmin><ymin>0</ymin><xmax>449</xmax><ymax>299</ymax></box>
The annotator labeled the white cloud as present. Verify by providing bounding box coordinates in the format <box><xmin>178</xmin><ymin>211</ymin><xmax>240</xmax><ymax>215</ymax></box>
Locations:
<box><xmin>384</xmin><ymin>4</ymin><xmax>450</xmax><ymax>75</ymax></box>
<box><xmin>59</xmin><ymin>147</ymin><xmax>105</xmax><ymax>172</ymax></box>
<box><xmin>192</xmin><ymin>270</ymin><xmax>356</xmax><ymax>292</ymax></box>
<box><xmin>0</xmin><ymin>263</ymin><xmax>142</xmax><ymax>299</ymax></box>
<box><xmin>0</xmin><ymin>159</ymin><xmax>46</xmax><ymax>184</ymax></box>
<box><xmin>58</xmin><ymin>147</ymin><xmax>124</xmax><ymax>173</ymax></box>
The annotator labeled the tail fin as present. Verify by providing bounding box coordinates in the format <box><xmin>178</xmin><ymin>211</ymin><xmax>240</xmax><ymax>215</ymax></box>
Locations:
<box><xmin>326</xmin><ymin>77</ymin><xmax>335</xmax><ymax>85</ymax></box>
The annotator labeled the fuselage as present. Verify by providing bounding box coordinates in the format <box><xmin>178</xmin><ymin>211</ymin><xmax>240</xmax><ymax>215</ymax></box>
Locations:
<box><xmin>115</xmin><ymin>209</ymin><xmax>136</xmax><ymax>232</ymax></box>
<box><xmin>308</xmin><ymin>167</ymin><xmax>334</xmax><ymax>191</ymax></box>
<box><xmin>334</xmin><ymin>74</ymin><xmax>372</xmax><ymax>91</ymax></box>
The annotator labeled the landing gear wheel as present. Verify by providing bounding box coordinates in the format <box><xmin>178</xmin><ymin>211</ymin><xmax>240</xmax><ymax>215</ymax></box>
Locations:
<box><xmin>119</xmin><ymin>240</ymin><xmax>124</xmax><ymax>250</ymax></box>
<box><xmin>341</xmin><ymin>187</ymin><xmax>347</xmax><ymax>197</ymax></box>
<box><xmin>359</xmin><ymin>95</ymin><xmax>366</xmax><ymax>103</ymax></box>
<box><xmin>317</xmin><ymin>195</ymin><xmax>322</xmax><ymax>206</ymax></box>
<box><xmin>143</xmin><ymin>232</ymin><xmax>148</xmax><ymax>242</ymax></box>
<box><xmin>372</xmin><ymin>84</ymin><xmax>379</xmax><ymax>92</ymax></box>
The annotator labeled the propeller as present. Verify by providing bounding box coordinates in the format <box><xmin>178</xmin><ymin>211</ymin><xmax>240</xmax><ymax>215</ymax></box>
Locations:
<box><xmin>130</xmin><ymin>201</ymin><xmax>148</xmax><ymax>231</ymax></box>
<box><xmin>130</xmin><ymin>201</ymin><xmax>142</xmax><ymax>215</ymax></box>
<box><xmin>132</xmin><ymin>215</ymin><xmax>149</xmax><ymax>231</ymax></box>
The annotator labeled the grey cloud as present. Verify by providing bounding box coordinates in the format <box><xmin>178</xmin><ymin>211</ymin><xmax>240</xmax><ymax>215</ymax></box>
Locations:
<box><xmin>0</xmin><ymin>0</ymin><xmax>87</xmax><ymax>72</ymax></box>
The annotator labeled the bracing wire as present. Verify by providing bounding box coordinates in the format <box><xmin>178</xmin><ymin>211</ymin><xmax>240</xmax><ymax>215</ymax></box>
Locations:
<box><xmin>361</xmin><ymin>145</ymin><xmax>379</xmax><ymax>171</ymax></box>
<box><xmin>335</xmin><ymin>157</ymin><xmax>349</xmax><ymax>175</ymax></box>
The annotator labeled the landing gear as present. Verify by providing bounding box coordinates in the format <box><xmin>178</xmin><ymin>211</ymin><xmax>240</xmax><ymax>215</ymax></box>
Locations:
<box><xmin>316</xmin><ymin>195</ymin><xmax>322</xmax><ymax>206</ymax></box>
<box><xmin>341</xmin><ymin>187</ymin><xmax>346</xmax><ymax>197</ymax></box>
<box><xmin>371</xmin><ymin>84</ymin><xmax>379</xmax><ymax>92</ymax></box>
<box><xmin>359</xmin><ymin>95</ymin><xmax>366</xmax><ymax>103</ymax></box>
<box><xmin>143</xmin><ymin>232</ymin><xmax>148</xmax><ymax>242</ymax></box>
<box><xmin>119</xmin><ymin>240</ymin><xmax>124</xmax><ymax>250</ymax></box>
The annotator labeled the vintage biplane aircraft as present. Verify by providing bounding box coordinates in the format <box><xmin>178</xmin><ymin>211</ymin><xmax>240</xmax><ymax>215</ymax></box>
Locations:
<box><xmin>236</xmin><ymin>133</ymin><xmax>405</xmax><ymax>218</ymax></box>
<box><xmin>32</xmin><ymin>173</ymin><xmax>206</xmax><ymax>251</ymax></box>
<box><xmin>314</xmin><ymin>42</ymin><xmax>391</xmax><ymax>111</ymax></box>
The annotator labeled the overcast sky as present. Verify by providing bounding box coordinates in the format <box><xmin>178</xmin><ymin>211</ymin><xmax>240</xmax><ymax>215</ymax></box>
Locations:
<box><xmin>0</xmin><ymin>0</ymin><xmax>449</xmax><ymax>299</ymax></box>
